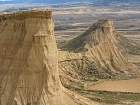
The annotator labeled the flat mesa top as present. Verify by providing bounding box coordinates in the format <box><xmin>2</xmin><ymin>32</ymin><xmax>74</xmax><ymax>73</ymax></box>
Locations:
<box><xmin>0</xmin><ymin>10</ymin><xmax>52</xmax><ymax>21</ymax></box>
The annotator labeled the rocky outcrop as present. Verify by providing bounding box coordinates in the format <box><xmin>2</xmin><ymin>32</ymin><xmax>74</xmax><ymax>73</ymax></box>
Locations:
<box><xmin>0</xmin><ymin>10</ymin><xmax>100</xmax><ymax>105</ymax></box>
<box><xmin>0</xmin><ymin>10</ymin><xmax>59</xmax><ymax>105</ymax></box>
<box><xmin>59</xmin><ymin>20</ymin><xmax>139</xmax><ymax>83</ymax></box>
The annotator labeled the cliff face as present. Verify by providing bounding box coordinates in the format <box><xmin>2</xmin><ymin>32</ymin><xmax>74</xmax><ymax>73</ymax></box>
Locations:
<box><xmin>0</xmin><ymin>10</ymin><xmax>61</xmax><ymax>105</ymax></box>
<box><xmin>0</xmin><ymin>10</ymin><xmax>100</xmax><ymax>105</ymax></box>
<box><xmin>59</xmin><ymin>20</ymin><xmax>139</xmax><ymax>82</ymax></box>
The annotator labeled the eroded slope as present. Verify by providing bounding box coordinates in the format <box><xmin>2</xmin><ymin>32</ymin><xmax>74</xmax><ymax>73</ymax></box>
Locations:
<box><xmin>0</xmin><ymin>10</ymin><xmax>100</xmax><ymax>105</ymax></box>
<box><xmin>59</xmin><ymin>20</ymin><xmax>139</xmax><ymax>85</ymax></box>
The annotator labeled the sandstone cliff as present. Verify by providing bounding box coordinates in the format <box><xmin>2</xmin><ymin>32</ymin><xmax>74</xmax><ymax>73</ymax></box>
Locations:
<box><xmin>0</xmin><ymin>10</ymin><xmax>99</xmax><ymax>105</ymax></box>
<box><xmin>59</xmin><ymin>20</ymin><xmax>139</xmax><ymax>84</ymax></box>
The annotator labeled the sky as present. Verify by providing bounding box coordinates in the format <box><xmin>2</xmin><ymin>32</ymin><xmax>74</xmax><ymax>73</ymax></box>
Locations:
<box><xmin>0</xmin><ymin>0</ymin><xmax>140</xmax><ymax>5</ymax></box>
<box><xmin>0</xmin><ymin>0</ymin><xmax>12</xmax><ymax>1</ymax></box>
<box><xmin>0</xmin><ymin>0</ymin><xmax>88</xmax><ymax>3</ymax></box>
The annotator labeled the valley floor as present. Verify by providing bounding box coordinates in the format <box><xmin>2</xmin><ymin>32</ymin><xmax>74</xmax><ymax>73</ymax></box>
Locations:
<box><xmin>88</xmin><ymin>78</ymin><xmax>140</xmax><ymax>93</ymax></box>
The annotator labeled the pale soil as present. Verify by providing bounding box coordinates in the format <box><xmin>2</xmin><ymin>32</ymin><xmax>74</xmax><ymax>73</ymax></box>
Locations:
<box><xmin>88</xmin><ymin>78</ymin><xmax>140</xmax><ymax>93</ymax></box>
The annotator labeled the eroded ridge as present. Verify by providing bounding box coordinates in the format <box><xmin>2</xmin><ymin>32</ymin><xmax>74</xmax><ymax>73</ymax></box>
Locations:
<box><xmin>59</xmin><ymin>20</ymin><xmax>139</xmax><ymax>86</ymax></box>
<box><xmin>0</xmin><ymin>10</ymin><xmax>56</xmax><ymax>105</ymax></box>
<box><xmin>0</xmin><ymin>10</ymin><xmax>100</xmax><ymax>105</ymax></box>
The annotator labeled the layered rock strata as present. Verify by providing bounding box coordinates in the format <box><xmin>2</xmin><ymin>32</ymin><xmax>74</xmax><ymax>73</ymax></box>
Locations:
<box><xmin>0</xmin><ymin>10</ymin><xmax>98</xmax><ymax>105</ymax></box>
<box><xmin>59</xmin><ymin>20</ymin><xmax>139</xmax><ymax>83</ymax></box>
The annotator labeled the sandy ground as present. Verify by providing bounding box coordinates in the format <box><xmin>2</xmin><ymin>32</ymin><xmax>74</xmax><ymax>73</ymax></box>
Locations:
<box><xmin>88</xmin><ymin>78</ymin><xmax>140</xmax><ymax>93</ymax></box>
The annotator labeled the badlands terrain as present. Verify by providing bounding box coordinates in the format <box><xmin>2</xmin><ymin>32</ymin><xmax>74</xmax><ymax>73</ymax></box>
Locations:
<box><xmin>54</xmin><ymin>4</ymin><xmax>140</xmax><ymax>105</ymax></box>
<box><xmin>0</xmin><ymin>3</ymin><xmax>140</xmax><ymax>105</ymax></box>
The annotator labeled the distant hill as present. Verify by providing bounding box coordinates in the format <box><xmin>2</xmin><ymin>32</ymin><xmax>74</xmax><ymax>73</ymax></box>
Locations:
<box><xmin>59</xmin><ymin>20</ymin><xmax>140</xmax><ymax>81</ymax></box>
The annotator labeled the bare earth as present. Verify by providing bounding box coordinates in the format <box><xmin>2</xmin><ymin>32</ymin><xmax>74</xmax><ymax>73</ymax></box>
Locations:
<box><xmin>88</xmin><ymin>78</ymin><xmax>140</xmax><ymax>93</ymax></box>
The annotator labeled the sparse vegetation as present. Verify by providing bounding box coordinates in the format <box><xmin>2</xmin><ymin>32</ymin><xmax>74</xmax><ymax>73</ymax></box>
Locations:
<box><xmin>69</xmin><ymin>87</ymin><xmax>140</xmax><ymax>104</ymax></box>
